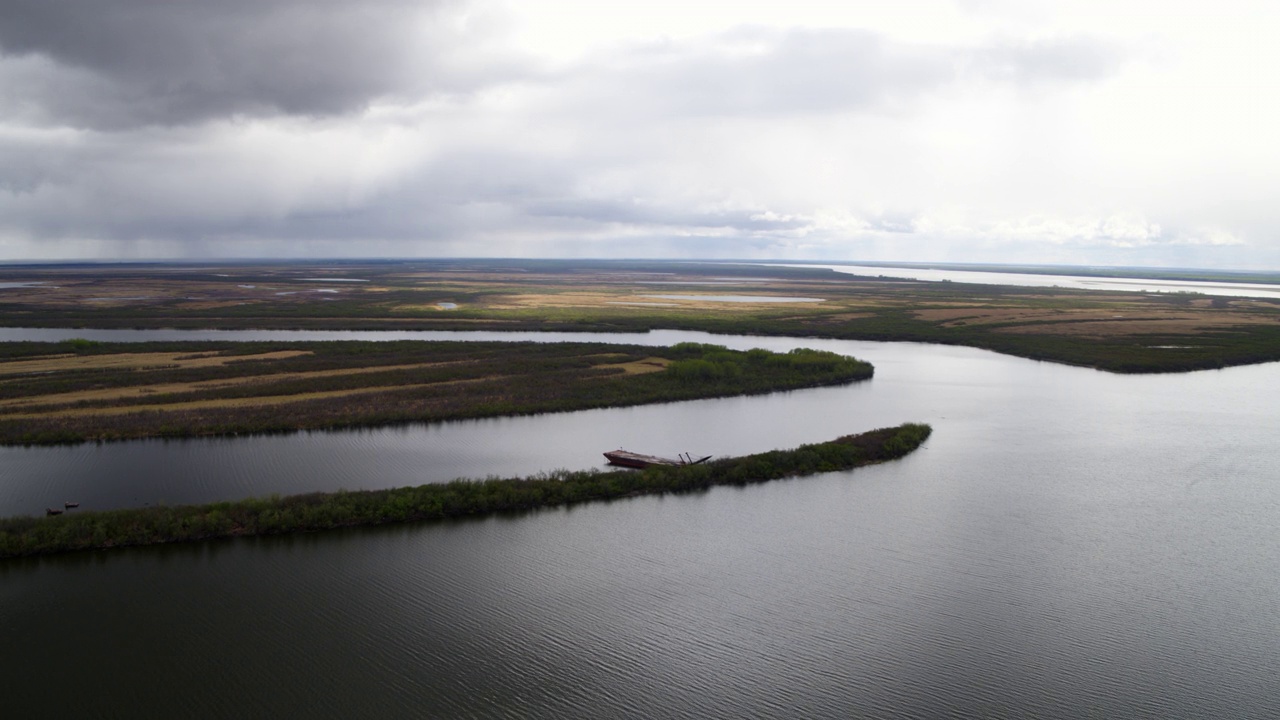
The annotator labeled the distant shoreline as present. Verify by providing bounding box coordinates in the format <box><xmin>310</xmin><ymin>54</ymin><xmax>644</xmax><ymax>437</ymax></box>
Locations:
<box><xmin>747</xmin><ymin>260</ymin><xmax>1280</xmax><ymax>287</ymax></box>
<box><xmin>1</xmin><ymin>259</ymin><xmax>1278</xmax><ymax>374</ymax></box>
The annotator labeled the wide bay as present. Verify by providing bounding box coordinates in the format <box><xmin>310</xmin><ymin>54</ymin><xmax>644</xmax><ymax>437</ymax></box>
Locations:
<box><xmin>2</xmin><ymin>327</ymin><xmax>1279</xmax><ymax>718</ymax></box>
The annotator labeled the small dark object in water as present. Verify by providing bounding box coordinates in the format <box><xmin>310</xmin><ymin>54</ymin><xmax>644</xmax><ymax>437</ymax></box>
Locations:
<box><xmin>45</xmin><ymin>507</ymin><xmax>63</xmax><ymax>516</ymax></box>
<box><xmin>64</xmin><ymin>502</ymin><xmax>79</xmax><ymax>509</ymax></box>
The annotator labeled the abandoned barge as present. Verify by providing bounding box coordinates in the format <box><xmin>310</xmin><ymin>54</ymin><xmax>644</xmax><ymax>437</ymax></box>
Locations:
<box><xmin>603</xmin><ymin>450</ymin><xmax>712</xmax><ymax>469</ymax></box>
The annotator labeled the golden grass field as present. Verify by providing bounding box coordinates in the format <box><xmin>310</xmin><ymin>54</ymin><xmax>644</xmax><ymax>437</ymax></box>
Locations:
<box><xmin>0</xmin><ymin>360</ymin><xmax>475</xmax><ymax>409</ymax></box>
<box><xmin>1</xmin><ymin>383</ymin><xmax>453</xmax><ymax>419</ymax></box>
<box><xmin>0</xmin><ymin>344</ymin><xmax>674</xmax><ymax>424</ymax></box>
<box><xmin>0</xmin><ymin>350</ymin><xmax>311</xmax><ymax>376</ymax></box>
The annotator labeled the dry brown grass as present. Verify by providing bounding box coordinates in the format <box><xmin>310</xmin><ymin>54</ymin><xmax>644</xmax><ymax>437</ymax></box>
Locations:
<box><xmin>994</xmin><ymin>316</ymin><xmax>1280</xmax><ymax>337</ymax></box>
<box><xmin>495</xmin><ymin>291</ymin><xmax>833</xmax><ymax>313</ymax></box>
<box><xmin>390</xmin><ymin>304</ymin><xmax>464</xmax><ymax>312</ymax></box>
<box><xmin>914</xmin><ymin>307</ymin><xmax>1032</xmax><ymax>322</ymax></box>
<box><xmin>791</xmin><ymin>312</ymin><xmax>873</xmax><ymax>323</ymax></box>
<box><xmin>0</xmin><ymin>274</ymin><xmax>391</xmax><ymax>310</ymax></box>
<box><xmin>492</xmin><ymin>292</ymin><xmax>632</xmax><ymax>309</ymax></box>
<box><xmin>911</xmin><ymin>304</ymin><xmax>1280</xmax><ymax>336</ymax></box>
<box><xmin>177</xmin><ymin>300</ymin><xmax>258</xmax><ymax>310</ymax></box>
<box><xmin>0</xmin><ymin>350</ymin><xmax>670</xmax><ymax>417</ymax></box>
<box><xmin>0</xmin><ymin>386</ymin><xmax>433</xmax><ymax>419</ymax></box>
<box><xmin>0</xmin><ymin>350</ymin><xmax>312</xmax><ymax>376</ymax></box>
<box><xmin>0</xmin><ymin>361</ymin><xmax>468</xmax><ymax>409</ymax></box>
<box><xmin>0</xmin><ymin>376</ymin><xmax>500</xmax><ymax>420</ymax></box>
<box><xmin>594</xmin><ymin>357</ymin><xmax>671</xmax><ymax>375</ymax></box>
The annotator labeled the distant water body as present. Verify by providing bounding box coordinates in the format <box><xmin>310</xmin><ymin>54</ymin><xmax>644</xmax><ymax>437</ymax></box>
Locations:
<box><xmin>765</xmin><ymin>263</ymin><xmax>1280</xmax><ymax>299</ymax></box>
<box><xmin>4</xmin><ymin>328</ymin><xmax>1280</xmax><ymax>718</ymax></box>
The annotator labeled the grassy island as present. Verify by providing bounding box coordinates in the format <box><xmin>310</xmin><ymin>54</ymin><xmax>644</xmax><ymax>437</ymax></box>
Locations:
<box><xmin>0</xmin><ymin>423</ymin><xmax>931</xmax><ymax>558</ymax></box>
<box><xmin>0</xmin><ymin>339</ymin><xmax>872</xmax><ymax>445</ymax></box>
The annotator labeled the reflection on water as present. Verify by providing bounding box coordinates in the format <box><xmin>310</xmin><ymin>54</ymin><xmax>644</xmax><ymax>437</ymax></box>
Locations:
<box><xmin>3</xmin><ymin>328</ymin><xmax>1280</xmax><ymax>718</ymax></box>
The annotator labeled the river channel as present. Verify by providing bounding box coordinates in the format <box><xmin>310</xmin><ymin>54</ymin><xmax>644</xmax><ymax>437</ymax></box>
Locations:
<box><xmin>3</xmin><ymin>327</ymin><xmax>1279</xmax><ymax>718</ymax></box>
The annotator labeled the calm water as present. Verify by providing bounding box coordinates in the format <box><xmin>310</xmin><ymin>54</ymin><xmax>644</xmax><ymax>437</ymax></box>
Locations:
<box><xmin>3</xmin><ymin>328</ymin><xmax>1280</xmax><ymax>718</ymax></box>
<box><xmin>767</xmin><ymin>262</ymin><xmax>1280</xmax><ymax>299</ymax></box>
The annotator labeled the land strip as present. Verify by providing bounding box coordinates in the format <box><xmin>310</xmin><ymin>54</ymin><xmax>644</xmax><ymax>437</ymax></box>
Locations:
<box><xmin>0</xmin><ymin>423</ymin><xmax>931</xmax><ymax>559</ymax></box>
<box><xmin>0</xmin><ymin>339</ymin><xmax>872</xmax><ymax>445</ymax></box>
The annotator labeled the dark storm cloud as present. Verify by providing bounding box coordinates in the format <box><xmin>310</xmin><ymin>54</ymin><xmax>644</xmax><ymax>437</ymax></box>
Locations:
<box><xmin>0</xmin><ymin>0</ymin><xmax>513</xmax><ymax>128</ymax></box>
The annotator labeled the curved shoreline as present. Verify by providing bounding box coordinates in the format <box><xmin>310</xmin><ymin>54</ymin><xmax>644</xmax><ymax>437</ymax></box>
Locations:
<box><xmin>0</xmin><ymin>423</ymin><xmax>931</xmax><ymax>559</ymax></box>
<box><xmin>3</xmin><ymin>316</ymin><xmax>1276</xmax><ymax>373</ymax></box>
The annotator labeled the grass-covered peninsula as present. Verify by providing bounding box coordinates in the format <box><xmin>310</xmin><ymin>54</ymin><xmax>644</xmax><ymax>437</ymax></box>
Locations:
<box><xmin>0</xmin><ymin>423</ymin><xmax>931</xmax><ymax>558</ymax></box>
<box><xmin>0</xmin><ymin>338</ymin><xmax>871</xmax><ymax>445</ymax></box>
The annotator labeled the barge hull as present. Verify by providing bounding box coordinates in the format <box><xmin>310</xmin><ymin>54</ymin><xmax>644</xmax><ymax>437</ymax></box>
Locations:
<box><xmin>603</xmin><ymin>450</ymin><xmax>712</xmax><ymax>469</ymax></box>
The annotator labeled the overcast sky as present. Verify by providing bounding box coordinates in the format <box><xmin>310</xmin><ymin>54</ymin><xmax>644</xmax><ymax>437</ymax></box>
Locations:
<box><xmin>1</xmin><ymin>0</ymin><xmax>1278</xmax><ymax>267</ymax></box>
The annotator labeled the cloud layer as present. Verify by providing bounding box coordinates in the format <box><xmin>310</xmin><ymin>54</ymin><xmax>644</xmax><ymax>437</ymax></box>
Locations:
<box><xmin>0</xmin><ymin>0</ymin><xmax>1276</xmax><ymax>267</ymax></box>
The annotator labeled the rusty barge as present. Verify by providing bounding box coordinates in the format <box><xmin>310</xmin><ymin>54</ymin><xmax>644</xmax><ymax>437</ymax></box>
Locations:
<box><xmin>603</xmin><ymin>450</ymin><xmax>712</xmax><ymax>469</ymax></box>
